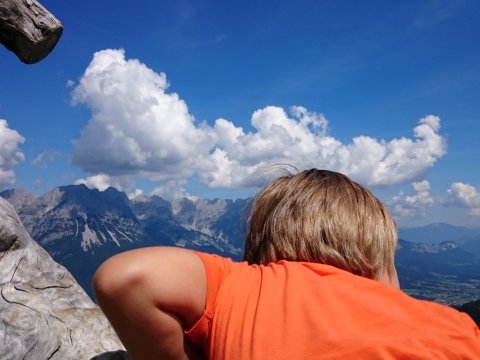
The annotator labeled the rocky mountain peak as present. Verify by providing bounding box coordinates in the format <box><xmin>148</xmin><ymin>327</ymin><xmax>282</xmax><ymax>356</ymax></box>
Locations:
<box><xmin>58</xmin><ymin>184</ymin><xmax>133</xmax><ymax>217</ymax></box>
<box><xmin>130</xmin><ymin>194</ymin><xmax>172</xmax><ymax>221</ymax></box>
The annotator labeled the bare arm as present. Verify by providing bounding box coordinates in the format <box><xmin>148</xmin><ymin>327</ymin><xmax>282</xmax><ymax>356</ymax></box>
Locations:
<box><xmin>93</xmin><ymin>247</ymin><xmax>207</xmax><ymax>360</ymax></box>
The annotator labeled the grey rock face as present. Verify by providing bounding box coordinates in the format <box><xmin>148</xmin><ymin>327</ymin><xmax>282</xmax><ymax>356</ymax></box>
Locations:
<box><xmin>0</xmin><ymin>197</ymin><xmax>129</xmax><ymax>360</ymax></box>
<box><xmin>132</xmin><ymin>195</ymin><xmax>248</xmax><ymax>259</ymax></box>
<box><xmin>2</xmin><ymin>186</ymin><xmax>154</xmax><ymax>299</ymax></box>
<box><xmin>170</xmin><ymin>197</ymin><xmax>249</xmax><ymax>253</ymax></box>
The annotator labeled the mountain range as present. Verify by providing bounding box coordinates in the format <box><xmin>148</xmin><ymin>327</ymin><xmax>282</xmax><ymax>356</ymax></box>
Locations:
<box><xmin>399</xmin><ymin>223</ymin><xmax>480</xmax><ymax>244</ymax></box>
<box><xmin>2</xmin><ymin>185</ymin><xmax>480</xmax><ymax>305</ymax></box>
<box><xmin>399</xmin><ymin>223</ymin><xmax>480</xmax><ymax>258</ymax></box>
<box><xmin>1</xmin><ymin>185</ymin><xmax>248</xmax><ymax>297</ymax></box>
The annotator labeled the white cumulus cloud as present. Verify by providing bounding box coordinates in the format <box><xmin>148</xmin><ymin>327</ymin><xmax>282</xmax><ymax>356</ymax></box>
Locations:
<box><xmin>406</xmin><ymin>180</ymin><xmax>435</xmax><ymax>207</ymax></box>
<box><xmin>202</xmin><ymin>110</ymin><xmax>446</xmax><ymax>188</ymax></box>
<box><xmin>448</xmin><ymin>182</ymin><xmax>480</xmax><ymax>216</ymax></box>
<box><xmin>71</xmin><ymin>49</ymin><xmax>215</xmax><ymax>180</ymax></box>
<box><xmin>387</xmin><ymin>180</ymin><xmax>435</xmax><ymax>217</ymax></box>
<box><xmin>31</xmin><ymin>150</ymin><xmax>61</xmax><ymax>169</ymax></box>
<box><xmin>71</xmin><ymin>49</ymin><xmax>447</xmax><ymax>192</ymax></box>
<box><xmin>151</xmin><ymin>179</ymin><xmax>197</xmax><ymax>201</ymax></box>
<box><xmin>128</xmin><ymin>188</ymin><xmax>144</xmax><ymax>200</ymax></box>
<box><xmin>74</xmin><ymin>173</ymin><xmax>132</xmax><ymax>192</ymax></box>
<box><xmin>0</xmin><ymin>119</ymin><xmax>25</xmax><ymax>189</ymax></box>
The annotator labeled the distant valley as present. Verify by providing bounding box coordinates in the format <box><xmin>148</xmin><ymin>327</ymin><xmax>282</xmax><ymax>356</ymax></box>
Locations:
<box><xmin>395</xmin><ymin>240</ymin><xmax>480</xmax><ymax>305</ymax></box>
<box><xmin>2</xmin><ymin>185</ymin><xmax>480</xmax><ymax>306</ymax></box>
<box><xmin>395</xmin><ymin>223</ymin><xmax>480</xmax><ymax>305</ymax></box>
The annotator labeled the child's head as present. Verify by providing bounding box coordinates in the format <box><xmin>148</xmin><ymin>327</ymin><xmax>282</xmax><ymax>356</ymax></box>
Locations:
<box><xmin>244</xmin><ymin>169</ymin><xmax>398</xmax><ymax>281</ymax></box>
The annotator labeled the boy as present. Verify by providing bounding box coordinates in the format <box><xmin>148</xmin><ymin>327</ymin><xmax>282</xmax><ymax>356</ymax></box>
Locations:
<box><xmin>93</xmin><ymin>169</ymin><xmax>480</xmax><ymax>359</ymax></box>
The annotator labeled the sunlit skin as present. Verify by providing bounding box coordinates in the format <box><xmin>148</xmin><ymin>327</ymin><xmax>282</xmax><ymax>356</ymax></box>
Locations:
<box><xmin>93</xmin><ymin>247</ymin><xmax>207</xmax><ymax>360</ymax></box>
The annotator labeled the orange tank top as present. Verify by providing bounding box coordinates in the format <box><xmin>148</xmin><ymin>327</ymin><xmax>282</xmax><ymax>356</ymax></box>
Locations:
<box><xmin>186</xmin><ymin>252</ymin><xmax>480</xmax><ymax>359</ymax></box>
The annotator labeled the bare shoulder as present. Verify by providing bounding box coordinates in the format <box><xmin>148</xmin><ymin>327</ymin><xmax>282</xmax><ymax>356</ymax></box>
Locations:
<box><xmin>94</xmin><ymin>246</ymin><xmax>207</xmax><ymax>328</ymax></box>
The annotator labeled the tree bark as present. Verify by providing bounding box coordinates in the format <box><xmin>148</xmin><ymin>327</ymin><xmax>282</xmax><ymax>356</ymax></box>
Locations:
<box><xmin>0</xmin><ymin>0</ymin><xmax>63</xmax><ymax>64</ymax></box>
<box><xmin>0</xmin><ymin>197</ymin><xmax>131</xmax><ymax>359</ymax></box>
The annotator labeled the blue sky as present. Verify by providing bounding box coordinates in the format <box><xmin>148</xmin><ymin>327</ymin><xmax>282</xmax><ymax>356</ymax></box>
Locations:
<box><xmin>1</xmin><ymin>0</ymin><xmax>480</xmax><ymax>227</ymax></box>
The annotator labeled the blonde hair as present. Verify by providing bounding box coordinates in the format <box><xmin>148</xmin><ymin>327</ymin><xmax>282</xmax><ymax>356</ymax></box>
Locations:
<box><xmin>243</xmin><ymin>169</ymin><xmax>397</xmax><ymax>280</ymax></box>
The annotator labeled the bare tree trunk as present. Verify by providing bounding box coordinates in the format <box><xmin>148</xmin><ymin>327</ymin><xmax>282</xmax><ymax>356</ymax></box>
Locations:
<box><xmin>0</xmin><ymin>0</ymin><xmax>63</xmax><ymax>64</ymax></box>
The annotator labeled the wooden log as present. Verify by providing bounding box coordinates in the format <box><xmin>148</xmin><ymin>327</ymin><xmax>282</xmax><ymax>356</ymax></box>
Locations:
<box><xmin>0</xmin><ymin>198</ymin><xmax>130</xmax><ymax>359</ymax></box>
<box><xmin>0</xmin><ymin>0</ymin><xmax>63</xmax><ymax>64</ymax></box>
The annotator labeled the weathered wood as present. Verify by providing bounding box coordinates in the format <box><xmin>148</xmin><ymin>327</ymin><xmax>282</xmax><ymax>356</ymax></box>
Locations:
<box><xmin>0</xmin><ymin>198</ymin><xmax>131</xmax><ymax>360</ymax></box>
<box><xmin>0</xmin><ymin>0</ymin><xmax>63</xmax><ymax>63</ymax></box>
